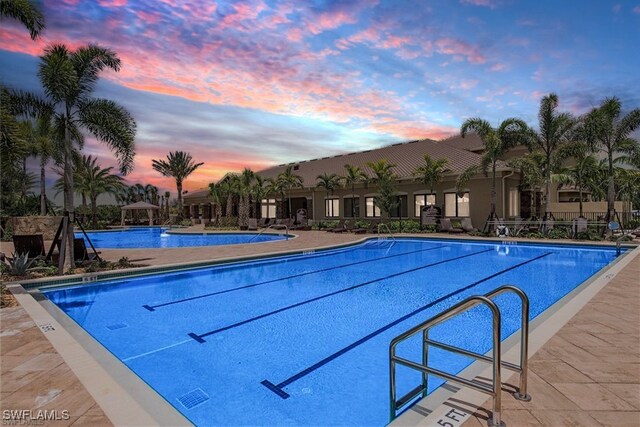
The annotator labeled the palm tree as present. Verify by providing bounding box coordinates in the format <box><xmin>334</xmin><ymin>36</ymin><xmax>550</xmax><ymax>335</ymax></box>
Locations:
<box><xmin>251</xmin><ymin>175</ymin><xmax>271</xmax><ymax>218</ymax></box>
<box><xmin>583</xmin><ymin>97</ymin><xmax>640</xmax><ymax>221</ymax></box>
<box><xmin>341</xmin><ymin>164</ymin><xmax>367</xmax><ymax>218</ymax></box>
<box><xmin>276</xmin><ymin>165</ymin><xmax>304</xmax><ymax>219</ymax></box>
<box><xmin>151</xmin><ymin>151</ymin><xmax>203</xmax><ymax>219</ymax></box>
<box><xmin>412</xmin><ymin>154</ymin><xmax>448</xmax><ymax>202</ymax></box>
<box><xmin>0</xmin><ymin>0</ymin><xmax>45</xmax><ymax>39</ymax></box>
<box><xmin>460</xmin><ymin>117</ymin><xmax>529</xmax><ymax>222</ymax></box>
<box><xmin>27</xmin><ymin>43</ymin><xmax>136</xmax><ymax>269</ymax></box>
<box><xmin>238</xmin><ymin>168</ymin><xmax>255</xmax><ymax>227</ymax></box>
<box><xmin>507</xmin><ymin>153</ymin><xmax>546</xmax><ymax>220</ymax></box>
<box><xmin>144</xmin><ymin>184</ymin><xmax>158</xmax><ymax>205</ymax></box>
<box><xmin>366</xmin><ymin>159</ymin><xmax>398</xmax><ymax>218</ymax></box>
<box><xmin>73</xmin><ymin>155</ymin><xmax>124</xmax><ymax>229</ymax></box>
<box><xmin>208</xmin><ymin>182</ymin><xmax>224</xmax><ymax>224</ymax></box>
<box><xmin>553</xmin><ymin>141</ymin><xmax>599</xmax><ymax>217</ymax></box>
<box><xmin>526</xmin><ymin>93</ymin><xmax>575</xmax><ymax>220</ymax></box>
<box><xmin>28</xmin><ymin>114</ymin><xmax>55</xmax><ymax>215</ymax></box>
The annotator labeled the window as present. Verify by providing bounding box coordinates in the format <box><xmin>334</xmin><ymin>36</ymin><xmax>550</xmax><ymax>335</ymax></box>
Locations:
<box><xmin>260</xmin><ymin>199</ymin><xmax>276</xmax><ymax>218</ymax></box>
<box><xmin>390</xmin><ymin>195</ymin><xmax>408</xmax><ymax>217</ymax></box>
<box><xmin>365</xmin><ymin>197</ymin><xmax>381</xmax><ymax>217</ymax></box>
<box><xmin>509</xmin><ymin>188</ymin><xmax>520</xmax><ymax>218</ymax></box>
<box><xmin>325</xmin><ymin>198</ymin><xmax>339</xmax><ymax>217</ymax></box>
<box><xmin>444</xmin><ymin>192</ymin><xmax>470</xmax><ymax>217</ymax></box>
<box><xmin>414</xmin><ymin>194</ymin><xmax>436</xmax><ymax>217</ymax></box>
<box><xmin>344</xmin><ymin>197</ymin><xmax>360</xmax><ymax>217</ymax></box>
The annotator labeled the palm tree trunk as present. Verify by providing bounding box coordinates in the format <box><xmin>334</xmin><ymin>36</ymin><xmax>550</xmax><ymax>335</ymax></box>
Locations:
<box><xmin>607</xmin><ymin>154</ymin><xmax>615</xmax><ymax>220</ymax></box>
<box><xmin>351</xmin><ymin>183</ymin><xmax>355</xmax><ymax>218</ymax></box>
<box><xmin>63</xmin><ymin>136</ymin><xmax>75</xmax><ymax>269</ymax></box>
<box><xmin>40</xmin><ymin>164</ymin><xmax>47</xmax><ymax>215</ymax></box>
<box><xmin>91</xmin><ymin>196</ymin><xmax>98</xmax><ymax>230</ymax></box>
<box><xmin>491</xmin><ymin>165</ymin><xmax>497</xmax><ymax>217</ymax></box>
<box><xmin>22</xmin><ymin>158</ymin><xmax>27</xmax><ymax>198</ymax></box>
<box><xmin>176</xmin><ymin>180</ymin><xmax>183</xmax><ymax>219</ymax></box>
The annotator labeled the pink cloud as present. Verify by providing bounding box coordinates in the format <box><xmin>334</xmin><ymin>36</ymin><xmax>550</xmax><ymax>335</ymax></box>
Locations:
<box><xmin>612</xmin><ymin>4</ymin><xmax>622</xmax><ymax>13</ymax></box>
<box><xmin>633</xmin><ymin>6</ymin><xmax>640</xmax><ymax>13</ymax></box>
<box><xmin>490</xmin><ymin>63</ymin><xmax>506</xmax><ymax>71</ymax></box>
<box><xmin>434</xmin><ymin>38</ymin><xmax>485</xmax><ymax>64</ymax></box>
<box><xmin>97</xmin><ymin>0</ymin><xmax>127</xmax><ymax>7</ymax></box>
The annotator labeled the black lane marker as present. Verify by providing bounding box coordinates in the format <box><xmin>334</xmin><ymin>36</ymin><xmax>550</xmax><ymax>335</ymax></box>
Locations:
<box><xmin>261</xmin><ymin>251</ymin><xmax>552</xmax><ymax>399</ymax></box>
<box><xmin>143</xmin><ymin>244</ymin><xmax>447</xmax><ymax>311</ymax></box>
<box><xmin>188</xmin><ymin>248</ymin><xmax>493</xmax><ymax>343</ymax></box>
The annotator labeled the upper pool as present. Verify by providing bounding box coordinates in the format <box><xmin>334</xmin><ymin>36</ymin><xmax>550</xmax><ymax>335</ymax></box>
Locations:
<box><xmin>76</xmin><ymin>227</ymin><xmax>289</xmax><ymax>249</ymax></box>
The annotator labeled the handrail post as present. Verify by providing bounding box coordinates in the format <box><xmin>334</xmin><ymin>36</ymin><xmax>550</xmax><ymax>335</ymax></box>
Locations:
<box><xmin>389</xmin><ymin>342</ymin><xmax>398</xmax><ymax>421</ymax></box>
<box><xmin>422</xmin><ymin>329</ymin><xmax>429</xmax><ymax>398</ymax></box>
<box><xmin>490</xmin><ymin>302</ymin><xmax>502</xmax><ymax>427</ymax></box>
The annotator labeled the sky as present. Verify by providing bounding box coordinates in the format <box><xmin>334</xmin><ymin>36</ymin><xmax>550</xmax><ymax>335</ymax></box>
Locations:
<box><xmin>1</xmin><ymin>0</ymin><xmax>639</xmax><ymax>196</ymax></box>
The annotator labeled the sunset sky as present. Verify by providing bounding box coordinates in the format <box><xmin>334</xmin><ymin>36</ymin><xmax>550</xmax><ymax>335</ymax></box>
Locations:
<box><xmin>1</xmin><ymin>0</ymin><xmax>639</xmax><ymax>195</ymax></box>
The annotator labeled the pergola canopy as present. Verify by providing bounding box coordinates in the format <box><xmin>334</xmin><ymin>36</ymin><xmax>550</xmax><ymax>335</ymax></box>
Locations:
<box><xmin>121</xmin><ymin>201</ymin><xmax>160</xmax><ymax>225</ymax></box>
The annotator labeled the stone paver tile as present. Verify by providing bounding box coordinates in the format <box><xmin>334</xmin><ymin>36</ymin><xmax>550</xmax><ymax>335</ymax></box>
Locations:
<box><xmin>1</xmin><ymin>368</ymin><xmax>52</xmax><ymax>393</ymax></box>
<box><xmin>1</xmin><ymin>355</ymin><xmax>32</xmax><ymax>371</ymax></box>
<box><xmin>568</xmin><ymin>320</ymin><xmax>624</xmax><ymax>335</ymax></box>
<box><xmin>69</xmin><ymin>404</ymin><xmax>112</xmax><ymax>427</ymax></box>
<box><xmin>582</xmin><ymin>345</ymin><xmax>640</xmax><ymax>363</ymax></box>
<box><xmin>536</xmin><ymin>335</ymin><xmax>602</xmax><ymax>365</ymax></box>
<box><xmin>556</xmin><ymin>328</ymin><xmax>620</xmax><ymax>348</ymax></box>
<box><xmin>601</xmin><ymin>383</ymin><xmax>640</xmax><ymax>410</ymax></box>
<box><xmin>517</xmin><ymin>372</ymin><xmax>580</xmax><ymax>410</ymax></box>
<box><xmin>573</xmin><ymin>362</ymin><xmax>640</xmax><ymax>384</ymax></box>
<box><xmin>529</xmin><ymin>409</ymin><xmax>603</xmax><ymax>426</ymax></box>
<box><xmin>597</xmin><ymin>333</ymin><xmax>640</xmax><ymax>348</ymax></box>
<box><xmin>553</xmin><ymin>383</ymin><xmax>636</xmax><ymax>411</ymax></box>
<box><xmin>12</xmin><ymin>353</ymin><xmax>65</xmax><ymax>372</ymax></box>
<box><xmin>587</xmin><ymin>411</ymin><xmax>640</xmax><ymax>427</ymax></box>
<box><xmin>529</xmin><ymin>359</ymin><xmax>594</xmax><ymax>384</ymax></box>
<box><xmin>3</xmin><ymin>332</ymin><xmax>56</xmax><ymax>356</ymax></box>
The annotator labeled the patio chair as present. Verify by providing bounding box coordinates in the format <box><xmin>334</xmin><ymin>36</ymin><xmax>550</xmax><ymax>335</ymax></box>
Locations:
<box><xmin>257</xmin><ymin>218</ymin><xmax>268</xmax><ymax>228</ymax></box>
<box><xmin>291</xmin><ymin>219</ymin><xmax>310</xmax><ymax>231</ymax></box>
<box><xmin>332</xmin><ymin>220</ymin><xmax>353</xmax><ymax>233</ymax></box>
<box><xmin>12</xmin><ymin>234</ymin><xmax>46</xmax><ymax>258</ymax></box>
<box><xmin>247</xmin><ymin>218</ymin><xmax>258</xmax><ymax>231</ymax></box>
<box><xmin>439</xmin><ymin>218</ymin><xmax>464</xmax><ymax>234</ymax></box>
<box><xmin>326</xmin><ymin>219</ymin><xmax>346</xmax><ymax>233</ymax></box>
<box><xmin>352</xmin><ymin>221</ymin><xmax>373</xmax><ymax>234</ymax></box>
<box><xmin>461</xmin><ymin>218</ymin><xmax>477</xmax><ymax>232</ymax></box>
<box><xmin>74</xmin><ymin>238</ymin><xmax>100</xmax><ymax>262</ymax></box>
<box><xmin>271</xmin><ymin>219</ymin><xmax>292</xmax><ymax>230</ymax></box>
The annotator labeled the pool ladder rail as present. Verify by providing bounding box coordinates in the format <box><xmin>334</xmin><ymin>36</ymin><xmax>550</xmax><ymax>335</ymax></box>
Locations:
<box><xmin>389</xmin><ymin>285</ymin><xmax>532</xmax><ymax>427</ymax></box>
<box><xmin>377</xmin><ymin>223</ymin><xmax>397</xmax><ymax>242</ymax></box>
<box><xmin>248</xmin><ymin>223</ymin><xmax>290</xmax><ymax>242</ymax></box>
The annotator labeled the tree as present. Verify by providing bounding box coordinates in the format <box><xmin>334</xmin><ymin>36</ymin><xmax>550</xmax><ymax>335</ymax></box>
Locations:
<box><xmin>0</xmin><ymin>0</ymin><xmax>45</xmax><ymax>39</ymax></box>
<box><xmin>507</xmin><ymin>153</ymin><xmax>546</xmax><ymax>219</ymax></box>
<box><xmin>21</xmin><ymin>114</ymin><xmax>55</xmax><ymax>215</ymax></box>
<box><xmin>342</xmin><ymin>164</ymin><xmax>367</xmax><ymax>218</ymax></box>
<box><xmin>412</xmin><ymin>154</ymin><xmax>448</xmax><ymax>201</ymax></box>
<box><xmin>30</xmin><ymin>44</ymin><xmax>136</xmax><ymax>268</ymax></box>
<box><xmin>460</xmin><ymin>117</ymin><xmax>529</xmax><ymax>222</ymax></box>
<box><xmin>583</xmin><ymin>97</ymin><xmax>640</xmax><ymax>221</ymax></box>
<box><xmin>238</xmin><ymin>168</ymin><xmax>255</xmax><ymax>227</ymax></box>
<box><xmin>276</xmin><ymin>165</ymin><xmax>303</xmax><ymax>219</ymax></box>
<box><xmin>208</xmin><ymin>182</ymin><xmax>224</xmax><ymax>223</ymax></box>
<box><xmin>251</xmin><ymin>175</ymin><xmax>271</xmax><ymax>218</ymax></box>
<box><xmin>73</xmin><ymin>155</ymin><xmax>124</xmax><ymax>229</ymax></box>
<box><xmin>144</xmin><ymin>184</ymin><xmax>158</xmax><ymax>205</ymax></box>
<box><xmin>553</xmin><ymin>141</ymin><xmax>600</xmax><ymax>217</ymax></box>
<box><xmin>366</xmin><ymin>159</ymin><xmax>398</xmax><ymax>219</ymax></box>
<box><xmin>151</xmin><ymin>151</ymin><xmax>203</xmax><ymax>219</ymax></box>
<box><xmin>525</xmin><ymin>93</ymin><xmax>575</xmax><ymax>219</ymax></box>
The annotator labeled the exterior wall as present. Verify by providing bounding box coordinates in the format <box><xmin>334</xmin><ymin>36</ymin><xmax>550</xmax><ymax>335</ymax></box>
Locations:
<box><xmin>11</xmin><ymin>216</ymin><xmax>63</xmax><ymax>240</ymax></box>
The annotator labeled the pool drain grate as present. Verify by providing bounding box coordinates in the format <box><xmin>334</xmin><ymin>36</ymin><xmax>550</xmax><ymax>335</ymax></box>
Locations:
<box><xmin>106</xmin><ymin>322</ymin><xmax>128</xmax><ymax>331</ymax></box>
<box><xmin>177</xmin><ymin>388</ymin><xmax>210</xmax><ymax>409</ymax></box>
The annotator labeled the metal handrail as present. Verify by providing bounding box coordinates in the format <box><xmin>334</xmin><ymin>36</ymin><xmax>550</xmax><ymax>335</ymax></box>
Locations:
<box><xmin>248</xmin><ymin>223</ymin><xmax>289</xmax><ymax>242</ymax></box>
<box><xmin>377</xmin><ymin>223</ymin><xmax>396</xmax><ymax>241</ymax></box>
<box><xmin>389</xmin><ymin>285</ymin><xmax>531</xmax><ymax>426</ymax></box>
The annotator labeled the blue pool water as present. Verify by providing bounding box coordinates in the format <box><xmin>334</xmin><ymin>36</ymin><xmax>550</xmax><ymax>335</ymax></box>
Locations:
<box><xmin>76</xmin><ymin>227</ymin><xmax>288</xmax><ymax>248</ymax></box>
<box><xmin>44</xmin><ymin>238</ymin><xmax>621</xmax><ymax>426</ymax></box>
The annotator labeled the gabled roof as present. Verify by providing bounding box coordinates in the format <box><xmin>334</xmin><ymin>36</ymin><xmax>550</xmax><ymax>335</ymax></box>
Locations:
<box><xmin>256</xmin><ymin>138</ymin><xmax>509</xmax><ymax>188</ymax></box>
<box><xmin>121</xmin><ymin>201</ymin><xmax>160</xmax><ymax>210</ymax></box>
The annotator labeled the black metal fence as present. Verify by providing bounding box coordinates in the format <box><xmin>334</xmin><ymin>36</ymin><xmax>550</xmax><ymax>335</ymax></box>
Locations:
<box><xmin>548</xmin><ymin>211</ymin><xmax>635</xmax><ymax>225</ymax></box>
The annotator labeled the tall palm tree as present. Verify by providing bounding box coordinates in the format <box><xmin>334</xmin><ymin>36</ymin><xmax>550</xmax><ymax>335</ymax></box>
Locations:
<box><xmin>0</xmin><ymin>0</ymin><xmax>45</xmax><ymax>39</ymax></box>
<box><xmin>151</xmin><ymin>151</ymin><xmax>203</xmax><ymax>219</ymax></box>
<box><xmin>526</xmin><ymin>93</ymin><xmax>575</xmax><ymax>220</ymax></box>
<box><xmin>208</xmin><ymin>182</ymin><xmax>224</xmax><ymax>223</ymax></box>
<box><xmin>276</xmin><ymin>165</ymin><xmax>303</xmax><ymax>219</ymax></box>
<box><xmin>341</xmin><ymin>164</ymin><xmax>367</xmax><ymax>218</ymax></box>
<box><xmin>583</xmin><ymin>97</ymin><xmax>640</xmax><ymax>221</ymax></box>
<box><xmin>316</xmin><ymin>173</ymin><xmax>341</xmax><ymax>218</ymax></box>
<box><xmin>26</xmin><ymin>44</ymin><xmax>136</xmax><ymax>268</ymax></box>
<box><xmin>28</xmin><ymin>114</ymin><xmax>55</xmax><ymax>215</ymax></box>
<box><xmin>460</xmin><ymin>117</ymin><xmax>529</xmax><ymax>222</ymax></box>
<box><xmin>251</xmin><ymin>175</ymin><xmax>271</xmax><ymax>218</ymax></box>
<box><xmin>412</xmin><ymin>154</ymin><xmax>448</xmax><ymax>202</ymax></box>
<box><xmin>507</xmin><ymin>152</ymin><xmax>546</xmax><ymax>220</ymax></box>
<box><xmin>366</xmin><ymin>159</ymin><xmax>398</xmax><ymax>218</ymax></box>
<box><xmin>144</xmin><ymin>184</ymin><xmax>158</xmax><ymax>205</ymax></box>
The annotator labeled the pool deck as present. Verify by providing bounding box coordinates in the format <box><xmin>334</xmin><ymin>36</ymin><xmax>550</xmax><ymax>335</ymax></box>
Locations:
<box><xmin>1</xmin><ymin>228</ymin><xmax>638</xmax><ymax>426</ymax></box>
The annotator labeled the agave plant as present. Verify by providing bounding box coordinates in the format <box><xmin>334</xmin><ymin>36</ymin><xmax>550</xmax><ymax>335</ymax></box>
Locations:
<box><xmin>5</xmin><ymin>252</ymin><xmax>37</xmax><ymax>276</ymax></box>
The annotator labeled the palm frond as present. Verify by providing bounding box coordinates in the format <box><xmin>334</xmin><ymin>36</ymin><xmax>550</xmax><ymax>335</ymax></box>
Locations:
<box><xmin>0</xmin><ymin>0</ymin><xmax>45</xmax><ymax>39</ymax></box>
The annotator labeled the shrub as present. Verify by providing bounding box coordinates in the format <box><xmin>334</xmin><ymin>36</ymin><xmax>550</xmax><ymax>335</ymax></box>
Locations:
<box><xmin>547</xmin><ymin>228</ymin><xmax>570</xmax><ymax>239</ymax></box>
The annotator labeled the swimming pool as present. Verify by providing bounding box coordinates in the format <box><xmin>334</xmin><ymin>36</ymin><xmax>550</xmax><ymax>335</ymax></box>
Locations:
<box><xmin>43</xmin><ymin>238</ymin><xmax>621</xmax><ymax>425</ymax></box>
<box><xmin>76</xmin><ymin>227</ymin><xmax>289</xmax><ymax>249</ymax></box>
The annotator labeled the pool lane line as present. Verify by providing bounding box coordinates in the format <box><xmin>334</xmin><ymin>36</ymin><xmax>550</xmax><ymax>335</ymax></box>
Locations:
<box><xmin>143</xmin><ymin>244</ymin><xmax>448</xmax><ymax>311</ymax></box>
<box><xmin>260</xmin><ymin>251</ymin><xmax>552</xmax><ymax>399</ymax></box>
<box><xmin>187</xmin><ymin>248</ymin><xmax>493</xmax><ymax>343</ymax></box>
<box><xmin>121</xmin><ymin>338</ymin><xmax>194</xmax><ymax>362</ymax></box>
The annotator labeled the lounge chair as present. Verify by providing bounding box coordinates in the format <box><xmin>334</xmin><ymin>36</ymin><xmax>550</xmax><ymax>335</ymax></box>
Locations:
<box><xmin>461</xmin><ymin>218</ymin><xmax>477</xmax><ymax>232</ymax></box>
<box><xmin>12</xmin><ymin>234</ymin><xmax>46</xmax><ymax>258</ymax></box>
<box><xmin>257</xmin><ymin>218</ymin><xmax>269</xmax><ymax>228</ymax></box>
<box><xmin>332</xmin><ymin>220</ymin><xmax>353</xmax><ymax>233</ymax></box>
<box><xmin>291</xmin><ymin>219</ymin><xmax>310</xmax><ymax>231</ymax></box>
<box><xmin>74</xmin><ymin>238</ymin><xmax>100</xmax><ymax>262</ymax></box>
<box><xmin>247</xmin><ymin>218</ymin><xmax>258</xmax><ymax>231</ymax></box>
<box><xmin>439</xmin><ymin>218</ymin><xmax>464</xmax><ymax>234</ymax></box>
<box><xmin>352</xmin><ymin>221</ymin><xmax>376</xmax><ymax>234</ymax></box>
<box><xmin>271</xmin><ymin>219</ymin><xmax>292</xmax><ymax>230</ymax></box>
<box><xmin>326</xmin><ymin>219</ymin><xmax>346</xmax><ymax>233</ymax></box>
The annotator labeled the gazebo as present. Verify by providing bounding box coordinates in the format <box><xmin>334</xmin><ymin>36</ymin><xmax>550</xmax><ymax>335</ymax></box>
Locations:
<box><xmin>120</xmin><ymin>201</ymin><xmax>160</xmax><ymax>226</ymax></box>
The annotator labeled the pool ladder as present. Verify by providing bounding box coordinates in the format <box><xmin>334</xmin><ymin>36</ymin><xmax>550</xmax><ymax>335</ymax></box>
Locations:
<box><xmin>377</xmin><ymin>223</ymin><xmax>397</xmax><ymax>242</ymax></box>
<box><xmin>389</xmin><ymin>285</ymin><xmax>531</xmax><ymax>426</ymax></box>
<box><xmin>248</xmin><ymin>223</ymin><xmax>289</xmax><ymax>242</ymax></box>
